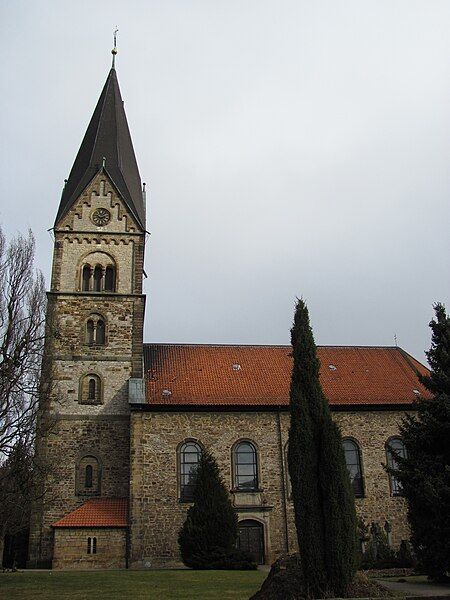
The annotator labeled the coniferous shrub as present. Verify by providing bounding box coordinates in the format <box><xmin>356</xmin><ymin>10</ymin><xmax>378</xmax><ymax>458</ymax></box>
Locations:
<box><xmin>287</xmin><ymin>299</ymin><xmax>357</xmax><ymax>597</ymax></box>
<box><xmin>178</xmin><ymin>449</ymin><xmax>255</xmax><ymax>569</ymax></box>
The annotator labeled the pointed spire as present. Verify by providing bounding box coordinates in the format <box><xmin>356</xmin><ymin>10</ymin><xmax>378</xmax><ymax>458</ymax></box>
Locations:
<box><xmin>55</xmin><ymin>66</ymin><xmax>145</xmax><ymax>229</ymax></box>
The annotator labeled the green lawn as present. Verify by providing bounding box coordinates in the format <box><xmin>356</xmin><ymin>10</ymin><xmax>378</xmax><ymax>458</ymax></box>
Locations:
<box><xmin>0</xmin><ymin>569</ymin><xmax>266</xmax><ymax>600</ymax></box>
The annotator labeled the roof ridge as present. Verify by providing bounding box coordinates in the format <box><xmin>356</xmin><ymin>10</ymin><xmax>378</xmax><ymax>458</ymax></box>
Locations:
<box><xmin>143</xmin><ymin>342</ymin><xmax>407</xmax><ymax>350</ymax></box>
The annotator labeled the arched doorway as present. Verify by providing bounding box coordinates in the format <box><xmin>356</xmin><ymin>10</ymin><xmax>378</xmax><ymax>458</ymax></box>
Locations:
<box><xmin>237</xmin><ymin>519</ymin><xmax>265</xmax><ymax>565</ymax></box>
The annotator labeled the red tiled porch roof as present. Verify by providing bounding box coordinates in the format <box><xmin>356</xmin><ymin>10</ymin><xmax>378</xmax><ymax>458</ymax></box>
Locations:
<box><xmin>52</xmin><ymin>498</ymin><xmax>128</xmax><ymax>528</ymax></box>
<box><xmin>143</xmin><ymin>344</ymin><xmax>430</xmax><ymax>408</ymax></box>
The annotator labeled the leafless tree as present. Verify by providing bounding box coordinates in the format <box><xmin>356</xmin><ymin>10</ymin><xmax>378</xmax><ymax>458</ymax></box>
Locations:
<box><xmin>0</xmin><ymin>226</ymin><xmax>46</xmax><ymax>461</ymax></box>
<box><xmin>0</xmin><ymin>226</ymin><xmax>47</xmax><ymax>562</ymax></box>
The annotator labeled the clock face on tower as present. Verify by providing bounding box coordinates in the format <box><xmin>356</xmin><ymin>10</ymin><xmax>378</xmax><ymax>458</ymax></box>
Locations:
<box><xmin>91</xmin><ymin>208</ymin><xmax>111</xmax><ymax>226</ymax></box>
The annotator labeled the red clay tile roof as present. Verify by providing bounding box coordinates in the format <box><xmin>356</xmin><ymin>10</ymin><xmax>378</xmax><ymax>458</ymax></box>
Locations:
<box><xmin>53</xmin><ymin>498</ymin><xmax>128</xmax><ymax>528</ymax></box>
<box><xmin>143</xmin><ymin>344</ymin><xmax>430</xmax><ymax>408</ymax></box>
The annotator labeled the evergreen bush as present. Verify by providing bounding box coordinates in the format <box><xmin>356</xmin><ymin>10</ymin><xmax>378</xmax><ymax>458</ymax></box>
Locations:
<box><xmin>178</xmin><ymin>449</ymin><xmax>255</xmax><ymax>569</ymax></box>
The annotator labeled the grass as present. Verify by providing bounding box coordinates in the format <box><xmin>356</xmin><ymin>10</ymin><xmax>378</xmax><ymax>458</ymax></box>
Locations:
<box><xmin>0</xmin><ymin>569</ymin><xmax>266</xmax><ymax>600</ymax></box>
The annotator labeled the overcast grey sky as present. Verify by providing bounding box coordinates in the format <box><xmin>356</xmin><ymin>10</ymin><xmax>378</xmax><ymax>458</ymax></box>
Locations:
<box><xmin>1</xmin><ymin>0</ymin><xmax>449</xmax><ymax>363</ymax></box>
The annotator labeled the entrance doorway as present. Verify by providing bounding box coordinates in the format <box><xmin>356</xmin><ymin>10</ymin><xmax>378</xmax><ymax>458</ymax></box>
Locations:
<box><xmin>237</xmin><ymin>519</ymin><xmax>265</xmax><ymax>564</ymax></box>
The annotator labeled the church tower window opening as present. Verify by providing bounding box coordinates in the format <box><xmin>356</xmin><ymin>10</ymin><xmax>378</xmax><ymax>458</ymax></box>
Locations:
<box><xmin>85</xmin><ymin>464</ymin><xmax>93</xmax><ymax>488</ymax></box>
<box><xmin>85</xmin><ymin>314</ymin><xmax>106</xmax><ymax>346</ymax></box>
<box><xmin>76</xmin><ymin>455</ymin><xmax>101</xmax><ymax>496</ymax></box>
<box><xmin>79</xmin><ymin>253</ymin><xmax>117</xmax><ymax>293</ymax></box>
<box><xmin>79</xmin><ymin>374</ymin><xmax>102</xmax><ymax>405</ymax></box>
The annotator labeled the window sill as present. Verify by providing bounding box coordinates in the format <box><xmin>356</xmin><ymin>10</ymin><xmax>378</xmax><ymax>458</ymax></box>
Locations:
<box><xmin>231</xmin><ymin>488</ymin><xmax>263</xmax><ymax>494</ymax></box>
<box><xmin>84</xmin><ymin>344</ymin><xmax>107</xmax><ymax>348</ymax></box>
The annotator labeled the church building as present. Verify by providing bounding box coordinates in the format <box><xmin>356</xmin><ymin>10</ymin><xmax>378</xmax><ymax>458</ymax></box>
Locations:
<box><xmin>28</xmin><ymin>60</ymin><xmax>429</xmax><ymax>569</ymax></box>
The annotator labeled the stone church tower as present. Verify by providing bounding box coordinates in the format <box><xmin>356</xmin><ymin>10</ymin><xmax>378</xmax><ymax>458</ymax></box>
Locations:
<box><xmin>28</xmin><ymin>65</ymin><xmax>146</xmax><ymax>567</ymax></box>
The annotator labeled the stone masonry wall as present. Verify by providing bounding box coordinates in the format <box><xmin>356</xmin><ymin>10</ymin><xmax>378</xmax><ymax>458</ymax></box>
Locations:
<box><xmin>129</xmin><ymin>409</ymin><xmax>410</xmax><ymax>568</ymax></box>
<box><xmin>28</xmin><ymin>416</ymin><xmax>130</xmax><ymax>566</ymax></box>
<box><xmin>53</xmin><ymin>528</ymin><xmax>126</xmax><ymax>570</ymax></box>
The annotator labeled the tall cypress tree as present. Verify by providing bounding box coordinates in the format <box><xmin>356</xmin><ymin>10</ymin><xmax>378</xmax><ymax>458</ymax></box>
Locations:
<box><xmin>288</xmin><ymin>299</ymin><xmax>357</xmax><ymax>597</ymax></box>
<box><xmin>392</xmin><ymin>303</ymin><xmax>450</xmax><ymax>581</ymax></box>
<box><xmin>178</xmin><ymin>449</ymin><xmax>238</xmax><ymax>568</ymax></box>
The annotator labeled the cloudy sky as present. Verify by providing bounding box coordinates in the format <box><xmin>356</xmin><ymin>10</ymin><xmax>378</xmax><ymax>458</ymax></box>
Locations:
<box><xmin>1</xmin><ymin>1</ymin><xmax>449</xmax><ymax>363</ymax></box>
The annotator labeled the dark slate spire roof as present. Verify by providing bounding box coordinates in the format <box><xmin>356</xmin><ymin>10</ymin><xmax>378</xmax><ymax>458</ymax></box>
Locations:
<box><xmin>55</xmin><ymin>68</ymin><xmax>145</xmax><ymax>228</ymax></box>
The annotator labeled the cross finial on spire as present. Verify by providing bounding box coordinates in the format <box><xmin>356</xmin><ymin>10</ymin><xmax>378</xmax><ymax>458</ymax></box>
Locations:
<box><xmin>111</xmin><ymin>27</ymin><xmax>118</xmax><ymax>68</ymax></box>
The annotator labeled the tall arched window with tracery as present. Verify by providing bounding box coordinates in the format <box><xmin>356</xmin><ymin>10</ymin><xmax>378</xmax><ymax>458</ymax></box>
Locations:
<box><xmin>342</xmin><ymin>439</ymin><xmax>364</xmax><ymax>497</ymax></box>
<box><xmin>179</xmin><ymin>441</ymin><xmax>202</xmax><ymax>502</ymax></box>
<box><xmin>233</xmin><ymin>441</ymin><xmax>258</xmax><ymax>491</ymax></box>
<box><xmin>386</xmin><ymin>437</ymin><xmax>407</xmax><ymax>496</ymax></box>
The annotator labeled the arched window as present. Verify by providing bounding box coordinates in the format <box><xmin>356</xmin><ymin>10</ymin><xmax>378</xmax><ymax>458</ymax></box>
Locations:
<box><xmin>85</xmin><ymin>315</ymin><xmax>106</xmax><ymax>346</ymax></box>
<box><xmin>85</xmin><ymin>464</ymin><xmax>93</xmax><ymax>488</ymax></box>
<box><xmin>86</xmin><ymin>320</ymin><xmax>95</xmax><ymax>345</ymax></box>
<box><xmin>233</xmin><ymin>441</ymin><xmax>258</xmax><ymax>491</ymax></box>
<box><xmin>386</xmin><ymin>438</ymin><xmax>407</xmax><ymax>496</ymax></box>
<box><xmin>76</xmin><ymin>455</ymin><xmax>101</xmax><ymax>496</ymax></box>
<box><xmin>96</xmin><ymin>319</ymin><xmax>105</xmax><ymax>344</ymax></box>
<box><xmin>82</xmin><ymin>265</ymin><xmax>91</xmax><ymax>291</ymax></box>
<box><xmin>80</xmin><ymin>374</ymin><xmax>102</xmax><ymax>405</ymax></box>
<box><xmin>104</xmin><ymin>266</ymin><xmax>115</xmax><ymax>291</ymax></box>
<box><xmin>179</xmin><ymin>441</ymin><xmax>202</xmax><ymax>502</ymax></box>
<box><xmin>88</xmin><ymin>378</ymin><xmax>97</xmax><ymax>400</ymax></box>
<box><xmin>79</xmin><ymin>252</ymin><xmax>116</xmax><ymax>293</ymax></box>
<box><xmin>342</xmin><ymin>439</ymin><xmax>364</xmax><ymax>497</ymax></box>
<box><xmin>93</xmin><ymin>266</ymin><xmax>103</xmax><ymax>291</ymax></box>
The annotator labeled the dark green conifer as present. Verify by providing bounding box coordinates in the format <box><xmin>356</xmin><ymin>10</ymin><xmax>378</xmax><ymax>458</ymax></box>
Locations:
<box><xmin>392</xmin><ymin>303</ymin><xmax>450</xmax><ymax>581</ymax></box>
<box><xmin>178</xmin><ymin>449</ymin><xmax>238</xmax><ymax>568</ymax></box>
<box><xmin>288</xmin><ymin>299</ymin><xmax>357</xmax><ymax>597</ymax></box>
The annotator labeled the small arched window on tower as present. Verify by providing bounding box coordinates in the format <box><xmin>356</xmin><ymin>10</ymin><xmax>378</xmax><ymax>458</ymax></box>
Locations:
<box><xmin>96</xmin><ymin>319</ymin><xmax>105</xmax><ymax>344</ymax></box>
<box><xmin>76</xmin><ymin>455</ymin><xmax>101</xmax><ymax>496</ymax></box>
<box><xmin>80</xmin><ymin>374</ymin><xmax>102</xmax><ymax>405</ymax></box>
<box><xmin>82</xmin><ymin>265</ymin><xmax>91</xmax><ymax>291</ymax></box>
<box><xmin>79</xmin><ymin>252</ymin><xmax>116</xmax><ymax>293</ymax></box>
<box><xmin>85</xmin><ymin>314</ymin><xmax>106</xmax><ymax>346</ymax></box>
<box><xmin>88</xmin><ymin>378</ymin><xmax>96</xmax><ymax>400</ymax></box>
<box><xmin>93</xmin><ymin>266</ymin><xmax>103</xmax><ymax>291</ymax></box>
<box><xmin>85</xmin><ymin>464</ymin><xmax>93</xmax><ymax>488</ymax></box>
<box><xmin>86</xmin><ymin>319</ymin><xmax>95</xmax><ymax>345</ymax></box>
<box><xmin>104</xmin><ymin>266</ymin><xmax>115</xmax><ymax>291</ymax></box>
